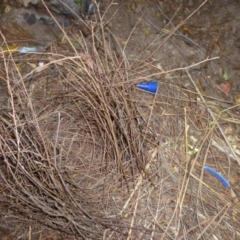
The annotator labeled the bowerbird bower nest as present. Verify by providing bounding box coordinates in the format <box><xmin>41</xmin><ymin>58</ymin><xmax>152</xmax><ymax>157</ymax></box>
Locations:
<box><xmin>0</xmin><ymin>6</ymin><xmax>240</xmax><ymax>240</ymax></box>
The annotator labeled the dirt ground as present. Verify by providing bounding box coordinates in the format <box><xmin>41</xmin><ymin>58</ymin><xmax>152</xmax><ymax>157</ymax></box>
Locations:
<box><xmin>108</xmin><ymin>0</ymin><xmax>240</xmax><ymax>97</ymax></box>
<box><xmin>0</xmin><ymin>0</ymin><xmax>240</xmax><ymax>239</ymax></box>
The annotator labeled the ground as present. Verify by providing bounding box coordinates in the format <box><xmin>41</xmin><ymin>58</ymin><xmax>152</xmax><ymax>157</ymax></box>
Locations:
<box><xmin>0</xmin><ymin>0</ymin><xmax>240</xmax><ymax>239</ymax></box>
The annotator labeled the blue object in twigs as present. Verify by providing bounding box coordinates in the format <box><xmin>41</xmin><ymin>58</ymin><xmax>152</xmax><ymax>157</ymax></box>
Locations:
<box><xmin>204</xmin><ymin>166</ymin><xmax>231</xmax><ymax>188</ymax></box>
<box><xmin>137</xmin><ymin>81</ymin><xmax>158</xmax><ymax>94</ymax></box>
<box><xmin>18</xmin><ymin>47</ymin><xmax>40</xmax><ymax>53</ymax></box>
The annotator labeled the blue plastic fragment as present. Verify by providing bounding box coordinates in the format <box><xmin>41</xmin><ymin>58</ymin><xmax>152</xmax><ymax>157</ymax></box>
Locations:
<box><xmin>137</xmin><ymin>81</ymin><xmax>158</xmax><ymax>94</ymax></box>
<box><xmin>18</xmin><ymin>47</ymin><xmax>41</xmax><ymax>53</ymax></box>
<box><xmin>204</xmin><ymin>166</ymin><xmax>231</xmax><ymax>188</ymax></box>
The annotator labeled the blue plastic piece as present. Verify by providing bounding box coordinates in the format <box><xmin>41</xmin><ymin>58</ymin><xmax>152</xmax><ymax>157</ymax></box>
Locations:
<box><xmin>18</xmin><ymin>47</ymin><xmax>40</xmax><ymax>53</ymax></box>
<box><xmin>137</xmin><ymin>81</ymin><xmax>158</xmax><ymax>94</ymax></box>
<box><xmin>204</xmin><ymin>166</ymin><xmax>231</xmax><ymax>188</ymax></box>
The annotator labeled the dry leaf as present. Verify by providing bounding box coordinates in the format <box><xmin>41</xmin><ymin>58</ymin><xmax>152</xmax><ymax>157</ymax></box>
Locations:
<box><xmin>144</xmin><ymin>29</ymin><xmax>150</xmax><ymax>36</ymax></box>
<box><xmin>230</xmin><ymin>189</ymin><xmax>238</xmax><ymax>203</ymax></box>
<box><xmin>5</xmin><ymin>5</ymin><xmax>11</xmax><ymax>13</ymax></box>
<box><xmin>0</xmin><ymin>45</ymin><xmax>20</xmax><ymax>54</ymax></box>
<box><xmin>117</xmin><ymin>37</ymin><xmax>128</xmax><ymax>45</ymax></box>
<box><xmin>130</xmin><ymin>2</ymin><xmax>136</xmax><ymax>12</ymax></box>
<box><xmin>196</xmin><ymin>79</ymin><xmax>205</xmax><ymax>94</ymax></box>
<box><xmin>15</xmin><ymin>65</ymin><xmax>22</xmax><ymax>71</ymax></box>
<box><xmin>27</xmin><ymin>62</ymin><xmax>37</xmax><ymax>69</ymax></box>
<box><xmin>221</xmin><ymin>81</ymin><xmax>232</xmax><ymax>95</ymax></box>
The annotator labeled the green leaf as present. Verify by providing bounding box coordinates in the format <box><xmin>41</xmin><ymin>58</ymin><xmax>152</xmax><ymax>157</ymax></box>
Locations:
<box><xmin>70</xmin><ymin>39</ymin><xmax>80</xmax><ymax>48</ymax></box>
<box><xmin>223</xmin><ymin>69</ymin><xmax>230</xmax><ymax>81</ymax></box>
<box><xmin>74</xmin><ymin>0</ymin><xmax>81</xmax><ymax>3</ymax></box>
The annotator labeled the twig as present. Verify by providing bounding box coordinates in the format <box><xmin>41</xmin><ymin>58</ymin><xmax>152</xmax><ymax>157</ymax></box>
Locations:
<box><xmin>186</xmin><ymin>69</ymin><xmax>240</xmax><ymax>165</ymax></box>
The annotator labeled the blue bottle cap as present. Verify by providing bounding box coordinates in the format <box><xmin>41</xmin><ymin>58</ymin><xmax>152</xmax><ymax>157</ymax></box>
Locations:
<box><xmin>137</xmin><ymin>81</ymin><xmax>158</xmax><ymax>93</ymax></box>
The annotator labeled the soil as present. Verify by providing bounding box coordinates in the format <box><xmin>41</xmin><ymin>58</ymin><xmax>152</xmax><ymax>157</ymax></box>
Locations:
<box><xmin>0</xmin><ymin>0</ymin><xmax>240</xmax><ymax>239</ymax></box>
<box><xmin>105</xmin><ymin>0</ymin><xmax>240</xmax><ymax>99</ymax></box>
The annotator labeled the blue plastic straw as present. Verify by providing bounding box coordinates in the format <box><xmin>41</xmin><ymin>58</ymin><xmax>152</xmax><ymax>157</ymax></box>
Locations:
<box><xmin>204</xmin><ymin>166</ymin><xmax>231</xmax><ymax>188</ymax></box>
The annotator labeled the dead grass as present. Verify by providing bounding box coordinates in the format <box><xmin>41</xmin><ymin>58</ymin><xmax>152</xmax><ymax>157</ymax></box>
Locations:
<box><xmin>0</xmin><ymin>1</ymin><xmax>240</xmax><ymax>239</ymax></box>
